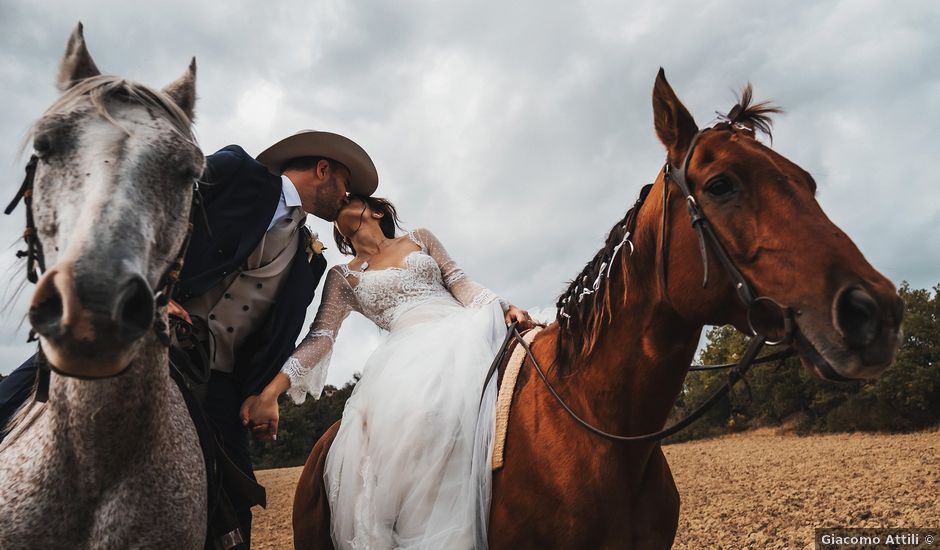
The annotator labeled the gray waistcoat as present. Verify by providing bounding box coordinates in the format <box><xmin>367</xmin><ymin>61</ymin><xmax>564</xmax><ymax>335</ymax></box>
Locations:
<box><xmin>185</xmin><ymin>207</ymin><xmax>306</xmax><ymax>372</ymax></box>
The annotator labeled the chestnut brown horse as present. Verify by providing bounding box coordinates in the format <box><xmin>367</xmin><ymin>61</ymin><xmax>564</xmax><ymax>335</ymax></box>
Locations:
<box><xmin>292</xmin><ymin>69</ymin><xmax>903</xmax><ymax>549</ymax></box>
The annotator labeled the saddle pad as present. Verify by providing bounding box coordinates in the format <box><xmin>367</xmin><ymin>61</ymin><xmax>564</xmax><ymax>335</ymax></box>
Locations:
<box><xmin>492</xmin><ymin>326</ymin><xmax>543</xmax><ymax>470</ymax></box>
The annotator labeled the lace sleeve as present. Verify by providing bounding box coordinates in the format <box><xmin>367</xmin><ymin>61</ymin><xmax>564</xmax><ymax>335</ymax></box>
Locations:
<box><xmin>282</xmin><ymin>266</ymin><xmax>361</xmax><ymax>404</ymax></box>
<box><xmin>412</xmin><ymin>228</ymin><xmax>509</xmax><ymax>311</ymax></box>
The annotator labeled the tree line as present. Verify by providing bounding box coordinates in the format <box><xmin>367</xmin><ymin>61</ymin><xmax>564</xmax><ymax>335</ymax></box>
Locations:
<box><xmin>249</xmin><ymin>374</ymin><xmax>360</xmax><ymax>469</ymax></box>
<box><xmin>666</xmin><ymin>282</ymin><xmax>939</xmax><ymax>443</ymax></box>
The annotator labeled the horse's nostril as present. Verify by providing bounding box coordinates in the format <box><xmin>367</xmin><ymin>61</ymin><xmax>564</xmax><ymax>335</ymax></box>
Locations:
<box><xmin>28</xmin><ymin>266</ymin><xmax>154</xmax><ymax>351</ymax></box>
<box><xmin>834</xmin><ymin>286</ymin><xmax>881</xmax><ymax>349</ymax></box>
<box><xmin>30</xmin><ymin>275</ymin><xmax>66</xmax><ymax>339</ymax></box>
<box><xmin>115</xmin><ymin>275</ymin><xmax>154</xmax><ymax>341</ymax></box>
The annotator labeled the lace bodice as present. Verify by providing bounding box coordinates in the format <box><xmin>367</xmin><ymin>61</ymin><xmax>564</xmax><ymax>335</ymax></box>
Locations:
<box><xmin>282</xmin><ymin>228</ymin><xmax>508</xmax><ymax>403</ymax></box>
<box><xmin>341</xmin><ymin>249</ymin><xmax>450</xmax><ymax>330</ymax></box>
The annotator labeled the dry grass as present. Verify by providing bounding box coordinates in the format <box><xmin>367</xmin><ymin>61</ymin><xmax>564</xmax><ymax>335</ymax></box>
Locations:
<box><xmin>252</xmin><ymin>465</ymin><xmax>303</xmax><ymax>550</ymax></box>
<box><xmin>252</xmin><ymin>428</ymin><xmax>939</xmax><ymax>549</ymax></box>
<box><xmin>665</xmin><ymin>428</ymin><xmax>939</xmax><ymax>549</ymax></box>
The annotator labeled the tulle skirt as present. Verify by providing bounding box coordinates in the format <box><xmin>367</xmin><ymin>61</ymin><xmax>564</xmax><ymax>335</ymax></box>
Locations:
<box><xmin>324</xmin><ymin>296</ymin><xmax>503</xmax><ymax>550</ymax></box>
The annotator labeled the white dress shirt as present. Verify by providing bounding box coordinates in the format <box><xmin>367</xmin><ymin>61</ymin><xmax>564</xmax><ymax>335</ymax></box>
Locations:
<box><xmin>268</xmin><ymin>174</ymin><xmax>304</xmax><ymax>230</ymax></box>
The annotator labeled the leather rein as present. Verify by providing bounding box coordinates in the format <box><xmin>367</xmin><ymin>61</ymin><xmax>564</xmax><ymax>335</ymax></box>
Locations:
<box><xmin>493</xmin><ymin>124</ymin><xmax>797</xmax><ymax>444</ymax></box>
<box><xmin>5</xmin><ymin>154</ymin><xmax>209</xmax><ymax>383</ymax></box>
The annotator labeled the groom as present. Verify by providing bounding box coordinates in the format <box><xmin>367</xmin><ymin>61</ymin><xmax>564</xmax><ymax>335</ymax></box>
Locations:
<box><xmin>0</xmin><ymin>129</ymin><xmax>378</xmax><ymax>546</ymax></box>
<box><xmin>169</xmin><ymin>129</ymin><xmax>378</xmax><ymax>543</ymax></box>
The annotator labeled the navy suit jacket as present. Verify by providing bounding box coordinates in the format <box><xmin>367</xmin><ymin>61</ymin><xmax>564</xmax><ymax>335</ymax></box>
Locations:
<box><xmin>174</xmin><ymin>145</ymin><xmax>328</xmax><ymax>399</ymax></box>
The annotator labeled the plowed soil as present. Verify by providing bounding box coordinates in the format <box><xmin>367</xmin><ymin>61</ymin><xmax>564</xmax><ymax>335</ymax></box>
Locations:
<box><xmin>252</xmin><ymin>428</ymin><xmax>939</xmax><ymax>549</ymax></box>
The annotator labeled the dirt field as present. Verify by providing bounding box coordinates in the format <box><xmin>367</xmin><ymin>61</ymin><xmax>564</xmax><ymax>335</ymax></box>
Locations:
<box><xmin>252</xmin><ymin>428</ymin><xmax>939</xmax><ymax>549</ymax></box>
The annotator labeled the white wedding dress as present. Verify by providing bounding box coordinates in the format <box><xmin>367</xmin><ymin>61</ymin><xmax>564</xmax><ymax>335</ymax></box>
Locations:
<box><xmin>281</xmin><ymin>228</ymin><xmax>505</xmax><ymax>550</ymax></box>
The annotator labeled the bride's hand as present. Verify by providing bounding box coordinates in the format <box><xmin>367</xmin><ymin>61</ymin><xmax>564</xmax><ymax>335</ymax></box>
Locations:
<box><xmin>505</xmin><ymin>305</ymin><xmax>537</xmax><ymax>329</ymax></box>
<box><xmin>240</xmin><ymin>393</ymin><xmax>280</xmax><ymax>441</ymax></box>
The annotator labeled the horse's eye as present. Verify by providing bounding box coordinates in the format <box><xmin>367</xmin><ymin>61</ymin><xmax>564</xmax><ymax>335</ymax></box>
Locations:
<box><xmin>176</xmin><ymin>151</ymin><xmax>205</xmax><ymax>181</ymax></box>
<box><xmin>704</xmin><ymin>177</ymin><xmax>735</xmax><ymax>198</ymax></box>
<box><xmin>181</xmin><ymin>165</ymin><xmax>202</xmax><ymax>180</ymax></box>
<box><xmin>33</xmin><ymin>135</ymin><xmax>53</xmax><ymax>158</ymax></box>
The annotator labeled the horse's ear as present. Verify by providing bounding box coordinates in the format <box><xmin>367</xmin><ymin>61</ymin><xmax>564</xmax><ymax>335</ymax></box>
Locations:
<box><xmin>57</xmin><ymin>22</ymin><xmax>101</xmax><ymax>92</ymax></box>
<box><xmin>163</xmin><ymin>58</ymin><xmax>197</xmax><ymax>122</ymax></box>
<box><xmin>652</xmin><ymin>68</ymin><xmax>698</xmax><ymax>164</ymax></box>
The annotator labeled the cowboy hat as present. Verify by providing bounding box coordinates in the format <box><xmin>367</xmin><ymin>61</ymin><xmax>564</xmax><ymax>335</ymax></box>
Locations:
<box><xmin>256</xmin><ymin>130</ymin><xmax>378</xmax><ymax>196</ymax></box>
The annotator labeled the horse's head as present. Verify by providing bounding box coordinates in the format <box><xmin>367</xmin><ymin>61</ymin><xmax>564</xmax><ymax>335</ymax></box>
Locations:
<box><xmin>24</xmin><ymin>24</ymin><xmax>203</xmax><ymax>378</ymax></box>
<box><xmin>650</xmin><ymin>69</ymin><xmax>902</xmax><ymax>381</ymax></box>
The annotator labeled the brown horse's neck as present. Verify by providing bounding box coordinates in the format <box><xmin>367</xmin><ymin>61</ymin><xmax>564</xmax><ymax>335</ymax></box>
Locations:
<box><xmin>554</xmin><ymin>180</ymin><xmax>704</xmax><ymax>451</ymax></box>
<box><xmin>47</xmin><ymin>333</ymin><xmax>174</xmax><ymax>473</ymax></box>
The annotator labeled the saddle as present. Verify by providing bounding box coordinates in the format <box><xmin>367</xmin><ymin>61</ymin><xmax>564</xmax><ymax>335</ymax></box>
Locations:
<box><xmin>484</xmin><ymin>324</ymin><xmax>544</xmax><ymax>471</ymax></box>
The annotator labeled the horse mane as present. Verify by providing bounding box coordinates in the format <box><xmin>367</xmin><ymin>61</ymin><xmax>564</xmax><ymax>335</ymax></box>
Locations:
<box><xmin>27</xmin><ymin>74</ymin><xmax>196</xmax><ymax>145</ymax></box>
<box><xmin>554</xmin><ymin>184</ymin><xmax>653</xmax><ymax>372</ymax></box>
<box><xmin>717</xmin><ymin>83</ymin><xmax>783</xmax><ymax>140</ymax></box>
<box><xmin>554</xmin><ymin>84</ymin><xmax>781</xmax><ymax>371</ymax></box>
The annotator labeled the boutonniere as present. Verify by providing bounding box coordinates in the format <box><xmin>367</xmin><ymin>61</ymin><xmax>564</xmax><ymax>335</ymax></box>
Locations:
<box><xmin>306</xmin><ymin>231</ymin><xmax>326</xmax><ymax>257</ymax></box>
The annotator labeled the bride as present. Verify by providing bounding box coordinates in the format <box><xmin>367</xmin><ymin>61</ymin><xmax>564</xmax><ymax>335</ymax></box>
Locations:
<box><xmin>246</xmin><ymin>194</ymin><xmax>533</xmax><ymax>549</ymax></box>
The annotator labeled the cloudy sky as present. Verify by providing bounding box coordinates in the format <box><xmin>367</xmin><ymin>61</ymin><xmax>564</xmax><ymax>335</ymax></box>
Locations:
<box><xmin>0</xmin><ymin>0</ymin><xmax>937</xmax><ymax>385</ymax></box>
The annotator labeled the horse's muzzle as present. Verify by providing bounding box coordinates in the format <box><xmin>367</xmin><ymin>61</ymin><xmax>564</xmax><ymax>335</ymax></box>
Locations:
<box><xmin>796</xmin><ymin>282</ymin><xmax>904</xmax><ymax>381</ymax></box>
<box><xmin>29</xmin><ymin>263</ymin><xmax>155</xmax><ymax>377</ymax></box>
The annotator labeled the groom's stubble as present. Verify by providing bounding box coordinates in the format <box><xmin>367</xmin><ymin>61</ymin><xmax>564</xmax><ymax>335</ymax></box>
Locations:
<box><xmin>308</xmin><ymin>172</ymin><xmax>348</xmax><ymax>221</ymax></box>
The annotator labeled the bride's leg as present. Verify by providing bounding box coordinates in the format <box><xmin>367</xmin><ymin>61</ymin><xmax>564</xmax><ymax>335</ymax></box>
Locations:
<box><xmin>378</xmin><ymin>404</ymin><xmax>476</xmax><ymax>548</ymax></box>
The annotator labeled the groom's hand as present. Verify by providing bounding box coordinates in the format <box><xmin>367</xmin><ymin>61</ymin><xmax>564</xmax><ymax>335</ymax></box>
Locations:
<box><xmin>167</xmin><ymin>299</ymin><xmax>192</xmax><ymax>324</ymax></box>
<box><xmin>240</xmin><ymin>394</ymin><xmax>280</xmax><ymax>441</ymax></box>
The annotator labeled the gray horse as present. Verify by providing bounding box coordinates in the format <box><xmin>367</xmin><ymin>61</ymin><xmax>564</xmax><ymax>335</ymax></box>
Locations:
<box><xmin>0</xmin><ymin>24</ymin><xmax>207</xmax><ymax>549</ymax></box>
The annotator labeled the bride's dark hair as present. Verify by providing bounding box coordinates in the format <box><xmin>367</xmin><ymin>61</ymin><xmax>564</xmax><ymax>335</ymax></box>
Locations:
<box><xmin>334</xmin><ymin>195</ymin><xmax>404</xmax><ymax>256</ymax></box>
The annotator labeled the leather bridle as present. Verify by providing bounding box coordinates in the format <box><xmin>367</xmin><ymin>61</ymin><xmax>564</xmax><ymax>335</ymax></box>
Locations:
<box><xmin>5</xmin><ymin>155</ymin><xmax>44</xmax><ymax>285</ymax></box>
<box><xmin>662</xmin><ymin>125</ymin><xmax>796</xmax><ymax>346</ymax></box>
<box><xmin>488</xmin><ymin>123</ymin><xmax>798</xmax><ymax>443</ymax></box>
<box><xmin>5</xmin><ymin>153</ymin><xmax>208</xmax><ymax>385</ymax></box>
